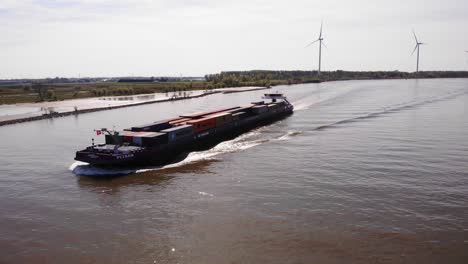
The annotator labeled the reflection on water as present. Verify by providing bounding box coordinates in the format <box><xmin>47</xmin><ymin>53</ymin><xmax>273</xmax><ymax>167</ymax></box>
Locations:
<box><xmin>76</xmin><ymin>159</ymin><xmax>218</xmax><ymax>193</ymax></box>
<box><xmin>98</xmin><ymin>91</ymin><xmax>194</xmax><ymax>102</ymax></box>
<box><xmin>99</xmin><ymin>94</ymin><xmax>157</xmax><ymax>101</ymax></box>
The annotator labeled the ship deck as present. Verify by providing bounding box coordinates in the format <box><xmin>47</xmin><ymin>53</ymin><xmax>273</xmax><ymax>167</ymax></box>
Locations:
<box><xmin>93</xmin><ymin>145</ymin><xmax>141</xmax><ymax>152</ymax></box>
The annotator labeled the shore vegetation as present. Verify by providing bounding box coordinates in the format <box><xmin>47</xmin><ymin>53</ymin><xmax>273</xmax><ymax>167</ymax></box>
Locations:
<box><xmin>1</xmin><ymin>70</ymin><xmax>467</xmax><ymax>104</ymax></box>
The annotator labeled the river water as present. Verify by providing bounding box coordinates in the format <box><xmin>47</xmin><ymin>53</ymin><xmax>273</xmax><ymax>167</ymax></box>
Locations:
<box><xmin>1</xmin><ymin>79</ymin><xmax>467</xmax><ymax>263</ymax></box>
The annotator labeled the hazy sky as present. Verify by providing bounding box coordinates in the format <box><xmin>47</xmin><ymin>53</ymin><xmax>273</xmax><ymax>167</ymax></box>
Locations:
<box><xmin>1</xmin><ymin>0</ymin><xmax>468</xmax><ymax>78</ymax></box>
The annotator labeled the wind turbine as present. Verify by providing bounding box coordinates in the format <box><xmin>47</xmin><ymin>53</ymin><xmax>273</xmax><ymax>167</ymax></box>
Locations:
<box><xmin>412</xmin><ymin>30</ymin><xmax>425</xmax><ymax>72</ymax></box>
<box><xmin>306</xmin><ymin>21</ymin><xmax>327</xmax><ymax>76</ymax></box>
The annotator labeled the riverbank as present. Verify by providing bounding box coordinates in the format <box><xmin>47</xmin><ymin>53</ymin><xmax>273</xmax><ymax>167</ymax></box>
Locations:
<box><xmin>0</xmin><ymin>86</ymin><xmax>270</xmax><ymax>126</ymax></box>
<box><xmin>3</xmin><ymin>70</ymin><xmax>467</xmax><ymax>105</ymax></box>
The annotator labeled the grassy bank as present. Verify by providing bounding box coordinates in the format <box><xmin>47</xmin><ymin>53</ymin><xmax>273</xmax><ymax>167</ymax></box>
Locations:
<box><xmin>2</xmin><ymin>70</ymin><xmax>468</xmax><ymax>104</ymax></box>
<box><xmin>0</xmin><ymin>81</ymin><xmax>210</xmax><ymax>104</ymax></box>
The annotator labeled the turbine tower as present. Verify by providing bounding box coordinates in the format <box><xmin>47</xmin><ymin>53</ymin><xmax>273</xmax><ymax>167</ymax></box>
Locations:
<box><xmin>465</xmin><ymin>51</ymin><xmax>468</xmax><ymax>67</ymax></box>
<box><xmin>306</xmin><ymin>21</ymin><xmax>327</xmax><ymax>76</ymax></box>
<box><xmin>412</xmin><ymin>30</ymin><xmax>425</xmax><ymax>72</ymax></box>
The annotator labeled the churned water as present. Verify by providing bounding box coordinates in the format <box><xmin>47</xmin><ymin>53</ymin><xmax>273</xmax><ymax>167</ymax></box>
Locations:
<box><xmin>0</xmin><ymin>79</ymin><xmax>467</xmax><ymax>263</ymax></box>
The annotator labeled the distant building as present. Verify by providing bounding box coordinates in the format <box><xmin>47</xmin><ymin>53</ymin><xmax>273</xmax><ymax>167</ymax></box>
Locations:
<box><xmin>117</xmin><ymin>77</ymin><xmax>155</xmax><ymax>83</ymax></box>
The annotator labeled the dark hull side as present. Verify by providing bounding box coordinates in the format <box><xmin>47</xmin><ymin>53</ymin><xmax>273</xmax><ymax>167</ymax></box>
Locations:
<box><xmin>75</xmin><ymin>107</ymin><xmax>293</xmax><ymax>167</ymax></box>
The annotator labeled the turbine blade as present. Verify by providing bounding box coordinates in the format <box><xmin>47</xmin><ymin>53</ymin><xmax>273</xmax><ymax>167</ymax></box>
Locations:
<box><xmin>412</xmin><ymin>29</ymin><xmax>418</xmax><ymax>43</ymax></box>
<box><xmin>305</xmin><ymin>39</ymin><xmax>320</xmax><ymax>48</ymax></box>
<box><xmin>319</xmin><ymin>21</ymin><xmax>323</xmax><ymax>38</ymax></box>
<box><xmin>321</xmin><ymin>41</ymin><xmax>328</xmax><ymax>49</ymax></box>
<box><xmin>411</xmin><ymin>44</ymin><xmax>418</xmax><ymax>55</ymax></box>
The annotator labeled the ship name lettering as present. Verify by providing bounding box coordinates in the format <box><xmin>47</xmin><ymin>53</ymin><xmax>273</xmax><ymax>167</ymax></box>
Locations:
<box><xmin>117</xmin><ymin>154</ymin><xmax>134</xmax><ymax>159</ymax></box>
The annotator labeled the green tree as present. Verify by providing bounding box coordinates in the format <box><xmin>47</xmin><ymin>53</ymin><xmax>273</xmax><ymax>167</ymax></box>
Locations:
<box><xmin>32</xmin><ymin>82</ymin><xmax>48</xmax><ymax>101</ymax></box>
<box><xmin>46</xmin><ymin>90</ymin><xmax>57</xmax><ymax>100</ymax></box>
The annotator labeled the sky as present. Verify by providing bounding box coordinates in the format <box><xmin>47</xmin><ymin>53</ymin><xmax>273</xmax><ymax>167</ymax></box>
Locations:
<box><xmin>1</xmin><ymin>0</ymin><xmax>468</xmax><ymax>78</ymax></box>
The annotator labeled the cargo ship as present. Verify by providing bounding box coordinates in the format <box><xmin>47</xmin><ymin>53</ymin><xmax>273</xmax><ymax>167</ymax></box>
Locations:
<box><xmin>75</xmin><ymin>93</ymin><xmax>293</xmax><ymax>166</ymax></box>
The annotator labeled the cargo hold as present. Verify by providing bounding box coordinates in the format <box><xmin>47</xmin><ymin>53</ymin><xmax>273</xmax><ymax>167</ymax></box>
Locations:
<box><xmin>160</xmin><ymin>124</ymin><xmax>194</xmax><ymax>142</ymax></box>
<box><xmin>131</xmin><ymin>120</ymin><xmax>171</xmax><ymax>132</ymax></box>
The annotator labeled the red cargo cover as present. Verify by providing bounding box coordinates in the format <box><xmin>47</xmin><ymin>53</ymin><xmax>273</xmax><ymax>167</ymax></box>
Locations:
<box><xmin>187</xmin><ymin>117</ymin><xmax>216</xmax><ymax>132</ymax></box>
<box><xmin>180</xmin><ymin>107</ymin><xmax>240</xmax><ymax>119</ymax></box>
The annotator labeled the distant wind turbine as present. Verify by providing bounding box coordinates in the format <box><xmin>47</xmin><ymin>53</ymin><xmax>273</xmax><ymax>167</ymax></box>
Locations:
<box><xmin>412</xmin><ymin>30</ymin><xmax>425</xmax><ymax>72</ymax></box>
<box><xmin>306</xmin><ymin>21</ymin><xmax>327</xmax><ymax>76</ymax></box>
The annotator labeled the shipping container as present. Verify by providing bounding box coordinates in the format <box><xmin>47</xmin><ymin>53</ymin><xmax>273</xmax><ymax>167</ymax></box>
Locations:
<box><xmin>179</xmin><ymin>111</ymin><xmax>205</xmax><ymax>119</ymax></box>
<box><xmin>205</xmin><ymin>112</ymin><xmax>233</xmax><ymax>127</ymax></box>
<box><xmin>132</xmin><ymin>132</ymin><xmax>168</xmax><ymax>146</ymax></box>
<box><xmin>131</xmin><ymin>120</ymin><xmax>171</xmax><ymax>132</ymax></box>
<box><xmin>160</xmin><ymin>124</ymin><xmax>194</xmax><ymax>142</ymax></box>
<box><xmin>112</xmin><ymin>131</ymin><xmax>139</xmax><ymax>144</ymax></box>
<box><xmin>131</xmin><ymin>124</ymin><xmax>154</xmax><ymax>132</ymax></box>
<box><xmin>186</xmin><ymin>117</ymin><xmax>216</xmax><ymax>132</ymax></box>
<box><xmin>180</xmin><ymin>107</ymin><xmax>240</xmax><ymax>119</ymax></box>
<box><xmin>105</xmin><ymin>134</ymin><xmax>119</xmax><ymax>144</ymax></box>
<box><xmin>187</xmin><ymin>117</ymin><xmax>216</xmax><ymax>132</ymax></box>
<box><xmin>105</xmin><ymin>131</ymin><xmax>167</xmax><ymax>146</ymax></box>
<box><xmin>228</xmin><ymin>106</ymin><xmax>252</xmax><ymax>114</ymax></box>
<box><xmin>165</xmin><ymin>117</ymin><xmax>185</xmax><ymax>122</ymax></box>
<box><xmin>169</xmin><ymin>118</ymin><xmax>191</xmax><ymax>126</ymax></box>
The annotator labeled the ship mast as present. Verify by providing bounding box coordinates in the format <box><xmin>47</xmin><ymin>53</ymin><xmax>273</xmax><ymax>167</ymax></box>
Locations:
<box><xmin>100</xmin><ymin>128</ymin><xmax>121</xmax><ymax>151</ymax></box>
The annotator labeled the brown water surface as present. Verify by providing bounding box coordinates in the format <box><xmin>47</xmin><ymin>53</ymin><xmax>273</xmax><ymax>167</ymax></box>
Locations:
<box><xmin>1</xmin><ymin>79</ymin><xmax>467</xmax><ymax>263</ymax></box>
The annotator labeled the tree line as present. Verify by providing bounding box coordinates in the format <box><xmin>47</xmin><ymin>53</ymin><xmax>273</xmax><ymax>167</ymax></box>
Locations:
<box><xmin>21</xmin><ymin>70</ymin><xmax>468</xmax><ymax>102</ymax></box>
<box><xmin>205</xmin><ymin>70</ymin><xmax>468</xmax><ymax>87</ymax></box>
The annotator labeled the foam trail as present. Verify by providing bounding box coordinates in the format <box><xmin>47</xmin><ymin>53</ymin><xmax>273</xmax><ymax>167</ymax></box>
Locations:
<box><xmin>293</xmin><ymin>102</ymin><xmax>313</xmax><ymax>111</ymax></box>
<box><xmin>198</xmin><ymin>191</ymin><xmax>214</xmax><ymax>197</ymax></box>
<box><xmin>276</xmin><ymin>131</ymin><xmax>303</xmax><ymax>141</ymax></box>
<box><xmin>292</xmin><ymin>95</ymin><xmax>332</xmax><ymax>111</ymax></box>
<box><xmin>291</xmin><ymin>85</ymin><xmax>357</xmax><ymax>111</ymax></box>
<box><xmin>292</xmin><ymin>98</ymin><xmax>322</xmax><ymax>111</ymax></box>
<box><xmin>312</xmin><ymin>90</ymin><xmax>468</xmax><ymax>132</ymax></box>
<box><xmin>138</xmin><ymin>131</ymin><xmax>265</xmax><ymax>172</ymax></box>
<box><xmin>70</xmin><ymin>161</ymin><xmax>137</xmax><ymax>176</ymax></box>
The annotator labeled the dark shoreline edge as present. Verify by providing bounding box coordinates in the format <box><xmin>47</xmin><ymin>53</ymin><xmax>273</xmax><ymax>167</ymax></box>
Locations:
<box><xmin>0</xmin><ymin>87</ymin><xmax>271</xmax><ymax>127</ymax></box>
